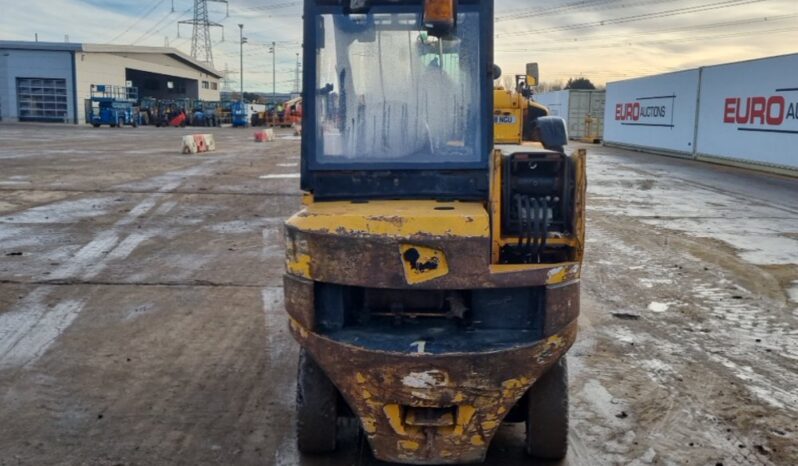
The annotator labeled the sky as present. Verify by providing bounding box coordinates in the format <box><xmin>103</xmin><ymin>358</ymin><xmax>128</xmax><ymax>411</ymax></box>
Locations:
<box><xmin>0</xmin><ymin>0</ymin><xmax>796</xmax><ymax>92</ymax></box>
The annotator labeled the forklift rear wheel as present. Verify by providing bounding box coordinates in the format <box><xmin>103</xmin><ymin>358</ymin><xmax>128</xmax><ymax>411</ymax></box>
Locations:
<box><xmin>92</xmin><ymin>124</ymin><xmax>100</xmax><ymax>128</ymax></box>
<box><xmin>525</xmin><ymin>357</ymin><xmax>568</xmax><ymax>460</ymax></box>
<box><xmin>296</xmin><ymin>348</ymin><xmax>337</xmax><ymax>453</ymax></box>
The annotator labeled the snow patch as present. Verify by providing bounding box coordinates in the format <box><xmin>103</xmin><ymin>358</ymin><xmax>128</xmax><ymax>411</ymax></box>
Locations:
<box><xmin>259</xmin><ymin>174</ymin><xmax>300</xmax><ymax>179</ymax></box>
<box><xmin>787</xmin><ymin>281</ymin><xmax>798</xmax><ymax>304</ymax></box>
<box><xmin>0</xmin><ymin>289</ymin><xmax>85</xmax><ymax>369</ymax></box>
<box><xmin>647</xmin><ymin>302</ymin><xmax>669</xmax><ymax>313</ymax></box>
<box><xmin>579</xmin><ymin>379</ymin><xmax>629</xmax><ymax>428</ymax></box>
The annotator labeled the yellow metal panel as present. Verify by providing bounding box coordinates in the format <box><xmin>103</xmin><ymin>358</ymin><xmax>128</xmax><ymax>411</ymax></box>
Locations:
<box><xmin>494</xmin><ymin>108</ymin><xmax>523</xmax><ymax>144</ymax></box>
<box><xmin>400</xmin><ymin>244</ymin><xmax>449</xmax><ymax>284</ymax></box>
<box><xmin>286</xmin><ymin>200</ymin><xmax>489</xmax><ymax>238</ymax></box>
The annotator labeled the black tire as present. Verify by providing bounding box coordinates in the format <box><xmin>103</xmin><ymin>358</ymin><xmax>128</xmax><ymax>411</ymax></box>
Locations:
<box><xmin>92</xmin><ymin>123</ymin><xmax>100</xmax><ymax>128</ymax></box>
<box><xmin>296</xmin><ymin>348</ymin><xmax>337</xmax><ymax>453</ymax></box>
<box><xmin>526</xmin><ymin>357</ymin><xmax>569</xmax><ymax>460</ymax></box>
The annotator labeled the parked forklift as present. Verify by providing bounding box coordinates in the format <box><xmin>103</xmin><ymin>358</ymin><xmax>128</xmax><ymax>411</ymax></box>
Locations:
<box><xmin>283</xmin><ymin>1</ymin><xmax>586</xmax><ymax>464</ymax></box>
<box><xmin>85</xmin><ymin>84</ymin><xmax>139</xmax><ymax>128</ymax></box>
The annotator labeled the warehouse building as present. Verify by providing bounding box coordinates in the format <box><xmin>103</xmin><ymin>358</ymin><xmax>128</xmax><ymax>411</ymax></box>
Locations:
<box><xmin>0</xmin><ymin>41</ymin><xmax>222</xmax><ymax>124</ymax></box>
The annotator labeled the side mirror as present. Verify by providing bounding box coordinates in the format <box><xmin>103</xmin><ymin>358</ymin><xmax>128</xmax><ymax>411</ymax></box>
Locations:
<box><xmin>492</xmin><ymin>64</ymin><xmax>502</xmax><ymax>81</ymax></box>
<box><xmin>526</xmin><ymin>63</ymin><xmax>540</xmax><ymax>87</ymax></box>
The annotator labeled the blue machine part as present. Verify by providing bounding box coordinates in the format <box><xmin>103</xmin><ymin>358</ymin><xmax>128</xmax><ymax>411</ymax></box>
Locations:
<box><xmin>231</xmin><ymin>101</ymin><xmax>248</xmax><ymax>128</ymax></box>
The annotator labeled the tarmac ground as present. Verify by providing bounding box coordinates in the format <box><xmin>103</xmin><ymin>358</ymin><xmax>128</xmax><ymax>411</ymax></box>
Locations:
<box><xmin>0</xmin><ymin>124</ymin><xmax>796</xmax><ymax>465</ymax></box>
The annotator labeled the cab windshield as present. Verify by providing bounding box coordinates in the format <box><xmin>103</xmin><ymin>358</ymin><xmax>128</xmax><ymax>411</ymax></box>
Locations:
<box><xmin>314</xmin><ymin>9</ymin><xmax>482</xmax><ymax>166</ymax></box>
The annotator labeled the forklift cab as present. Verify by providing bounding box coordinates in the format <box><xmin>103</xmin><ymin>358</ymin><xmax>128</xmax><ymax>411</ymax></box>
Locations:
<box><xmin>284</xmin><ymin>1</ymin><xmax>585</xmax><ymax>463</ymax></box>
<box><xmin>302</xmin><ymin>0</ymin><xmax>492</xmax><ymax>200</ymax></box>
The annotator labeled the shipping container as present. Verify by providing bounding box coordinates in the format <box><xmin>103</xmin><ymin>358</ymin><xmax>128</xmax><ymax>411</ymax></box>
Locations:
<box><xmin>534</xmin><ymin>89</ymin><xmax>605</xmax><ymax>141</ymax></box>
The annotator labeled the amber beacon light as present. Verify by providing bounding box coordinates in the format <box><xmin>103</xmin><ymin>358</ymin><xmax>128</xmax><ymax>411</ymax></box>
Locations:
<box><xmin>424</xmin><ymin>0</ymin><xmax>455</xmax><ymax>29</ymax></box>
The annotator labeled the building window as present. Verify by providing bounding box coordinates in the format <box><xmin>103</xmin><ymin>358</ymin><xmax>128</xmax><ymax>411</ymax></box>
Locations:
<box><xmin>211</xmin><ymin>82</ymin><xmax>218</xmax><ymax>90</ymax></box>
<box><xmin>202</xmin><ymin>80</ymin><xmax>209</xmax><ymax>89</ymax></box>
<box><xmin>16</xmin><ymin>78</ymin><xmax>68</xmax><ymax>122</ymax></box>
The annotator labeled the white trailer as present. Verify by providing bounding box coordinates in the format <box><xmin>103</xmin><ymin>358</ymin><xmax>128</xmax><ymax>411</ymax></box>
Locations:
<box><xmin>603</xmin><ymin>53</ymin><xmax>798</xmax><ymax>174</ymax></box>
<box><xmin>695</xmin><ymin>54</ymin><xmax>798</xmax><ymax>171</ymax></box>
<box><xmin>602</xmin><ymin>70</ymin><xmax>700</xmax><ymax>157</ymax></box>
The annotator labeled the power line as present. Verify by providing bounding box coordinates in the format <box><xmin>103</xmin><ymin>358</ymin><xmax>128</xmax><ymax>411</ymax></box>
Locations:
<box><xmin>497</xmin><ymin>24</ymin><xmax>798</xmax><ymax>53</ymax></box>
<box><xmin>131</xmin><ymin>7</ymin><xmax>190</xmax><ymax>45</ymax></box>
<box><xmin>496</xmin><ymin>0</ymin><xmax>766</xmax><ymax>38</ymax></box>
<box><xmin>496</xmin><ymin>13</ymin><xmax>798</xmax><ymax>49</ymax></box>
<box><xmin>497</xmin><ymin>0</ymin><xmax>621</xmax><ymax>22</ymax></box>
<box><xmin>107</xmin><ymin>0</ymin><xmax>167</xmax><ymax>43</ymax></box>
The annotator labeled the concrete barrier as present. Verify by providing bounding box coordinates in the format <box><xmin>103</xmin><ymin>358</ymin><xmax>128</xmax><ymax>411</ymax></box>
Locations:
<box><xmin>181</xmin><ymin>134</ymin><xmax>216</xmax><ymax>154</ymax></box>
<box><xmin>254</xmin><ymin>128</ymin><xmax>276</xmax><ymax>142</ymax></box>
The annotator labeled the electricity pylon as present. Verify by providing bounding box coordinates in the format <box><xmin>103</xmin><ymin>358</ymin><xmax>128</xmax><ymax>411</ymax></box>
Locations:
<box><xmin>178</xmin><ymin>0</ymin><xmax>229</xmax><ymax>66</ymax></box>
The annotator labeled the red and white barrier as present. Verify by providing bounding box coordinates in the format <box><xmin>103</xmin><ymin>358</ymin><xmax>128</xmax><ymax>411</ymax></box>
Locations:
<box><xmin>254</xmin><ymin>129</ymin><xmax>276</xmax><ymax>143</ymax></box>
<box><xmin>182</xmin><ymin>134</ymin><xmax>216</xmax><ymax>154</ymax></box>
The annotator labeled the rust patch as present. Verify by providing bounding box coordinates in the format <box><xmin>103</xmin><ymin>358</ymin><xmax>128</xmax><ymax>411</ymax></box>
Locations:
<box><xmin>544</xmin><ymin>281</ymin><xmax>580</xmax><ymax>337</ymax></box>
<box><xmin>283</xmin><ymin>274</ymin><xmax>314</xmax><ymax>330</ymax></box>
<box><xmin>285</xmin><ymin>225</ymin><xmax>582</xmax><ymax>289</ymax></box>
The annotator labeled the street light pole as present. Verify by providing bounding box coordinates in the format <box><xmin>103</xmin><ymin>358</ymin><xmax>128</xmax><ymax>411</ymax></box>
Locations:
<box><xmin>238</xmin><ymin>24</ymin><xmax>245</xmax><ymax>101</ymax></box>
<box><xmin>295</xmin><ymin>52</ymin><xmax>300</xmax><ymax>94</ymax></box>
<box><xmin>271</xmin><ymin>41</ymin><xmax>276</xmax><ymax>105</ymax></box>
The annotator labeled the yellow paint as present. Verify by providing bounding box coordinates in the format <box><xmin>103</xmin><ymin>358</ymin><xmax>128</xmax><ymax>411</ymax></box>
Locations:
<box><xmin>301</xmin><ymin>192</ymin><xmax>314</xmax><ymax>206</ymax></box>
<box><xmin>494</xmin><ymin>109</ymin><xmax>523</xmax><ymax>144</ymax></box>
<box><xmin>288</xmin><ymin>318</ymin><xmax>309</xmax><ymax>338</ymax></box>
<box><xmin>501</xmin><ymin>377</ymin><xmax>530</xmax><ymax>398</ymax></box>
<box><xmin>453</xmin><ymin>392</ymin><xmax>465</xmax><ymax>403</ymax></box>
<box><xmin>286</xmin><ymin>253</ymin><xmax>311</xmax><ymax>279</ymax></box>
<box><xmin>546</xmin><ymin>266</ymin><xmax>568</xmax><ymax>285</ymax></box>
<box><xmin>493</xmin><ymin>88</ymin><xmax>527</xmax><ymax>145</ymax></box>
<box><xmin>481</xmin><ymin>420</ymin><xmax>498</xmax><ymax>430</ymax></box>
<box><xmin>361</xmin><ymin>417</ymin><xmax>377</xmax><ymax>435</ymax></box>
<box><xmin>383</xmin><ymin>404</ymin><xmax>407</xmax><ymax>436</ymax></box>
<box><xmin>546</xmin><ymin>334</ymin><xmax>565</xmax><ymax>348</ymax></box>
<box><xmin>398</xmin><ymin>440</ymin><xmax>421</xmax><ymax>451</ymax></box>
<box><xmin>355</xmin><ymin>372</ymin><xmax>366</xmax><ymax>384</ymax></box>
<box><xmin>501</xmin><ymin>378</ymin><xmax>524</xmax><ymax>390</ymax></box>
<box><xmin>286</xmin><ymin>200</ymin><xmax>490</xmax><ymax>238</ymax></box>
<box><xmin>497</xmin><ymin>406</ymin><xmax>506</xmax><ymax>415</ymax></box>
<box><xmin>453</xmin><ymin>405</ymin><xmax>476</xmax><ymax>436</ymax></box>
<box><xmin>362</xmin><ymin>390</ymin><xmax>373</xmax><ymax>400</ymax></box>
<box><xmin>470</xmin><ymin>435</ymin><xmax>485</xmax><ymax>446</ymax></box>
<box><xmin>399</xmin><ymin>244</ymin><xmax>449</xmax><ymax>284</ymax></box>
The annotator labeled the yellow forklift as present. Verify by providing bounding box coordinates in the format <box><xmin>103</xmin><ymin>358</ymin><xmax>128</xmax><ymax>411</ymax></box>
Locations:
<box><xmin>283</xmin><ymin>0</ymin><xmax>586</xmax><ymax>463</ymax></box>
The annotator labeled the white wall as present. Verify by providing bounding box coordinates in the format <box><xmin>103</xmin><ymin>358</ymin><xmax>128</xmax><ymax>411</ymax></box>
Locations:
<box><xmin>603</xmin><ymin>70</ymin><xmax>700</xmax><ymax>155</ymax></box>
<box><xmin>695</xmin><ymin>54</ymin><xmax>798</xmax><ymax>170</ymax></box>
<box><xmin>0</xmin><ymin>49</ymin><xmax>75</xmax><ymax>123</ymax></box>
